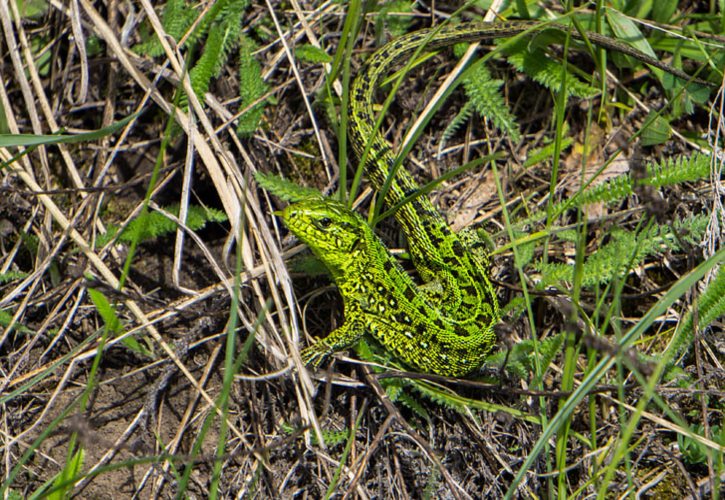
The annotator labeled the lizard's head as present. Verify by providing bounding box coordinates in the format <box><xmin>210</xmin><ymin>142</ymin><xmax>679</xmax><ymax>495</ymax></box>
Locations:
<box><xmin>279</xmin><ymin>199</ymin><xmax>370</xmax><ymax>272</ymax></box>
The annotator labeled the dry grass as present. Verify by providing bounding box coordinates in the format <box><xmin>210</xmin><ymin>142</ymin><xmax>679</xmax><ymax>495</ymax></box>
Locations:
<box><xmin>0</xmin><ymin>1</ymin><xmax>723</xmax><ymax>498</ymax></box>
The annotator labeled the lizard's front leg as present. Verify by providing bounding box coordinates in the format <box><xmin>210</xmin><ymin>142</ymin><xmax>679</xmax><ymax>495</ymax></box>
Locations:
<box><xmin>300</xmin><ymin>317</ymin><xmax>366</xmax><ymax>368</ymax></box>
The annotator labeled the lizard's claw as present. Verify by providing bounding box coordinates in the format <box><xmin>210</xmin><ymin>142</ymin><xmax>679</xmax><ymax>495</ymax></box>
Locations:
<box><xmin>300</xmin><ymin>340</ymin><xmax>332</xmax><ymax>369</ymax></box>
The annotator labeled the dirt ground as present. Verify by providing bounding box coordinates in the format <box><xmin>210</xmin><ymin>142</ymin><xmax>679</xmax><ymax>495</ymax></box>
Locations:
<box><xmin>1</xmin><ymin>1</ymin><xmax>723</xmax><ymax>498</ymax></box>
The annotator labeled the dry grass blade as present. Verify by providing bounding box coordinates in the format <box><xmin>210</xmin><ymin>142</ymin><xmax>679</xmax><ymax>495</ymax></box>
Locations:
<box><xmin>0</xmin><ymin>1</ymin><xmax>722</xmax><ymax>497</ymax></box>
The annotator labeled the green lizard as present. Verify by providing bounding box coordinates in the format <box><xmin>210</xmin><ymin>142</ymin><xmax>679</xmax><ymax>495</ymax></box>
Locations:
<box><xmin>279</xmin><ymin>20</ymin><xmax>711</xmax><ymax>377</ymax></box>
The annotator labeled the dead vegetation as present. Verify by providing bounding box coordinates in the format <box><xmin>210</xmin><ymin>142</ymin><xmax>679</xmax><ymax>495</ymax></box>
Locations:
<box><xmin>0</xmin><ymin>1</ymin><xmax>723</xmax><ymax>498</ymax></box>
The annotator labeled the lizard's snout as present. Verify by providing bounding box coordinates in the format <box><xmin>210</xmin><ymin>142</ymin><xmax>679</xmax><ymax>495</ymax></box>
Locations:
<box><xmin>278</xmin><ymin>206</ymin><xmax>298</xmax><ymax>223</ymax></box>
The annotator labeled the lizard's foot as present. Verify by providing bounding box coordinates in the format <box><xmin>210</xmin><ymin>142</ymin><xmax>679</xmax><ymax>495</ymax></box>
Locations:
<box><xmin>300</xmin><ymin>340</ymin><xmax>333</xmax><ymax>369</ymax></box>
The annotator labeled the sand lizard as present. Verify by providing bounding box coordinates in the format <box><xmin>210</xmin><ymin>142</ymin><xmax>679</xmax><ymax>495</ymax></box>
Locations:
<box><xmin>279</xmin><ymin>20</ymin><xmax>711</xmax><ymax>376</ymax></box>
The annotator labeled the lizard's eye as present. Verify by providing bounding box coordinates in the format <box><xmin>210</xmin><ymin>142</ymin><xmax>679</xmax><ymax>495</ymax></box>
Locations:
<box><xmin>316</xmin><ymin>217</ymin><xmax>333</xmax><ymax>229</ymax></box>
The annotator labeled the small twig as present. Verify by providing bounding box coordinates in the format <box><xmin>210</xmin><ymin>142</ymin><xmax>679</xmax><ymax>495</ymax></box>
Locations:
<box><xmin>360</xmin><ymin>365</ymin><xmax>470</xmax><ymax>500</ymax></box>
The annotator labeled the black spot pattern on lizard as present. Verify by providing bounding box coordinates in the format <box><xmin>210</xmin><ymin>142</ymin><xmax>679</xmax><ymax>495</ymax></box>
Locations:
<box><xmin>377</xmin><ymin>48</ymin><xmax>391</xmax><ymax>61</ymax></box>
<box><xmin>291</xmin><ymin>20</ymin><xmax>707</xmax><ymax>375</ymax></box>
<box><xmin>452</xmin><ymin>240</ymin><xmax>466</xmax><ymax>258</ymax></box>
<box><xmin>397</xmin><ymin>313</ymin><xmax>412</xmax><ymax>324</ymax></box>
<box><xmin>436</xmin><ymin>340</ymin><xmax>450</xmax><ymax>354</ymax></box>
<box><xmin>455</xmin><ymin>325</ymin><xmax>471</xmax><ymax>337</ymax></box>
<box><xmin>389</xmin><ymin>39</ymin><xmax>406</xmax><ymax>52</ymax></box>
<box><xmin>370</xmin><ymin>145</ymin><xmax>392</xmax><ymax>164</ymax></box>
<box><xmin>411</xmin><ymin>200</ymin><xmax>431</xmax><ymax>216</ymax></box>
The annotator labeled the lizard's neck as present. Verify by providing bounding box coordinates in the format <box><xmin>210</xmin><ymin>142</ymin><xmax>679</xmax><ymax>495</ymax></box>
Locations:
<box><xmin>317</xmin><ymin>229</ymin><xmax>379</xmax><ymax>283</ymax></box>
<box><xmin>328</xmin><ymin>231</ymin><xmax>401</xmax><ymax>286</ymax></box>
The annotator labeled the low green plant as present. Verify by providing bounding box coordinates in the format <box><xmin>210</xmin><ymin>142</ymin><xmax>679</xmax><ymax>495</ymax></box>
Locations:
<box><xmin>666</xmin><ymin>266</ymin><xmax>725</xmax><ymax>361</ymax></box>
<box><xmin>535</xmin><ymin>214</ymin><xmax>709</xmax><ymax>288</ymax></box>
<box><xmin>97</xmin><ymin>203</ymin><xmax>227</xmax><ymax>248</ymax></box>
<box><xmin>678</xmin><ymin>424</ymin><xmax>722</xmax><ymax>466</ymax></box>
<box><xmin>47</xmin><ymin>448</ymin><xmax>84</xmax><ymax>500</ymax></box>
<box><xmin>0</xmin><ymin>270</ymin><xmax>29</xmax><ymax>284</ymax></box>
<box><xmin>134</xmin><ymin>0</ymin><xmax>270</xmax><ymax>136</ymax></box>
<box><xmin>87</xmin><ymin>287</ymin><xmax>153</xmax><ymax>358</ymax></box>
<box><xmin>519</xmin><ymin>152</ymin><xmax>711</xmax><ymax>226</ymax></box>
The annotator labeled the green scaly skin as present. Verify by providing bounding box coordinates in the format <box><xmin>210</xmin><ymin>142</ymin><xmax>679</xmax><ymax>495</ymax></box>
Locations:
<box><xmin>280</xmin><ymin>21</ymin><xmax>709</xmax><ymax>377</ymax></box>
<box><xmin>281</xmin><ymin>200</ymin><xmax>496</xmax><ymax>376</ymax></box>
